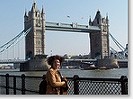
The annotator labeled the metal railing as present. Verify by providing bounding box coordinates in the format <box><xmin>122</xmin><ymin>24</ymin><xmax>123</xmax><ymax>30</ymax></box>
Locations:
<box><xmin>0</xmin><ymin>74</ymin><xmax>128</xmax><ymax>95</ymax></box>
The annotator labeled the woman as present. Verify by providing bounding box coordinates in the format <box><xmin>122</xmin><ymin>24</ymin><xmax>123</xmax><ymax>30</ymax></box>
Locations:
<box><xmin>45</xmin><ymin>55</ymin><xmax>68</xmax><ymax>95</ymax></box>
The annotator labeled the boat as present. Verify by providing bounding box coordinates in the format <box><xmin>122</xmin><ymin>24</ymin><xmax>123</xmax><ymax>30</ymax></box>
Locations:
<box><xmin>80</xmin><ymin>62</ymin><xmax>97</xmax><ymax>70</ymax></box>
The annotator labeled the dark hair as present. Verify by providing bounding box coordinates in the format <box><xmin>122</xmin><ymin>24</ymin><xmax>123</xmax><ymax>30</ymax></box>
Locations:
<box><xmin>47</xmin><ymin>55</ymin><xmax>64</xmax><ymax>66</ymax></box>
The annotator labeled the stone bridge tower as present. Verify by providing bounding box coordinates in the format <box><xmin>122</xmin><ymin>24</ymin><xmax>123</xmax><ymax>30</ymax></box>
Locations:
<box><xmin>24</xmin><ymin>2</ymin><xmax>45</xmax><ymax>60</ymax></box>
<box><xmin>89</xmin><ymin>10</ymin><xmax>110</xmax><ymax>59</ymax></box>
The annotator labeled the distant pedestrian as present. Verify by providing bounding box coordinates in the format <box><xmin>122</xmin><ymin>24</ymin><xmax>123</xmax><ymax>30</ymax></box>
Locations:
<box><xmin>45</xmin><ymin>55</ymin><xmax>69</xmax><ymax>95</ymax></box>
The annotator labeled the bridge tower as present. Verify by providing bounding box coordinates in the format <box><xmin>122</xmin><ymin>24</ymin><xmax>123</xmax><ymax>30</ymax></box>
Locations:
<box><xmin>89</xmin><ymin>10</ymin><xmax>110</xmax><ymax>59</ymax></box>
<box><xmin>24</xmin><ymin>2</ymin><xmax>45</xmax><ymax>60</ymax></box>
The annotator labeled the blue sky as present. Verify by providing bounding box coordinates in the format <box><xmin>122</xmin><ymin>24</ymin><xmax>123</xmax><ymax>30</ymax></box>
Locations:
<box><xmin>0</xmin><ymin>0</ymin><xmax>128</xmax><ymax>58</ymax></box>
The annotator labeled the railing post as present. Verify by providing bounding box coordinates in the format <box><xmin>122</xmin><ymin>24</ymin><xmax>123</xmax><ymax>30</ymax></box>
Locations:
<box><xmin>21</xmin><ymin>74</ymin><xmax>25</xmax><ymax>94</ymax></box>
<box><xmin>120</xmin><ymin>76</ymin><xmax>128</xmax><ymax>95</ymax></box>
<box><xmin>73</xmin><ymin>75</ymin><xmax>79</xmax><ymax>95</ymax></box>
<box><xmin>13</xmin><ymin>76</ymin><xmax>16</xmax><ymax>94</ymax></box>
<box><xmin>5</xmin><ymin>73</ymin><xmax>9</xmax><ymax>95</ymax></box>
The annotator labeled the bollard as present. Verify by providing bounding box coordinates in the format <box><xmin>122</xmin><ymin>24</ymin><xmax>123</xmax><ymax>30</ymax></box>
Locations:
<box><xmin>5</xmin><ymin>74</ymin><xmax>9</xmax><ymax>95</ymax></box>
<box><xmin>21</xmin><ymin>74</ymin><xmax>25</xmax><ymax>94</ymax></box>
<box><xmin>120</xmin><ymin>76</ymin><xmax>128</xmax><ymax>95</ymax></box>
<box><xmin>73</xmin><ymin>75</ymin><xmax>79</xmax><ymax>95</ymax></box>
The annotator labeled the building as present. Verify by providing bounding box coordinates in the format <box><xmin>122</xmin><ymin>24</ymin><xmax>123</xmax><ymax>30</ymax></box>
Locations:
<box><xmin>24</xmin><ymin>2</ymin><xmax>45</xmax><ymax>60</ymax></box>
<box><xmin>89</xmin><ymin>10</ymin><xmax>110</xmax><ymax>59</ymax></box>
<box><xmin>20</xmin><ymin>2</ymin><xmax>49</xmax><ymax>71</ymax></box>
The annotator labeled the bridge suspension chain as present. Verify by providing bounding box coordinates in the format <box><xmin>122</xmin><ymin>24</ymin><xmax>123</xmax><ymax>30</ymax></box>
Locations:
<box><xmin>0</xmin><ymin>28</ymin><xmax>31</xmax><ymax>54</ymax></box>
<box><xmin>109</xmin><ymin>33</ymin><xmax>125</xmax><ymax>51</ymax></box>
<box><xmin>109</xmin><ymin>33</ymin><xmax>128</xmax><ymax>59</ymax></box>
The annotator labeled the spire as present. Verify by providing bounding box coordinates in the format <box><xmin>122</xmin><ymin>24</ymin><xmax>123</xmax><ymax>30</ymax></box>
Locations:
<box><xmin>94</xmin><ymin>10</ymin><xmax>102</xmax><ymax>25</ymax></box>
<box><xmin>95</xmin><ymin>10</ymin><xmax>101</xmax><ymax>19</ymax></box>
<box><xmin>41</xmin><ymin>5</ymin><xmax>45</xmax><ymax>19</ymax></box>
<box><xmin>24</xmin><ymin>8</ymin><xmax>28</xmax><ymax>21</ymax></box>
<box><xmin>33</xmin><ymin>0</ymin><xmax>36</xmax><ymax>7</ymax></box>
<box><xmin>24</xmin><ymin>9</ymin><xmax>27</xmax><ymax>16</ymax></box>
<box><xmin>97</xmin><ymin>9</ymin><xmax>100</xmax><ymax>13</ymax></box>
<box><xmin>41</xmin><ymin>5</ymin><xmax>44</xmax><ymax>14</ymax></box>
<box><xmin>106</xmin><ymin>13</ymin><xmax>109</xmax><ymax>21</ymax></box>
<box><xmin>33</xmin><ymin>0</ymin><xmax>36</xmax><ymax>5</ymax></box>
<box><xmin>31</xmin><ymin>0</ymin><xmax>37</xmax><ymax>12</ymax></box>
<box><xmin>105</xmin><ymin>12</ymin><xmax>109</xmax><ymax>26</ymax></box>
<box><xmin>89</xmin><ymin>16</ymin><xmax>92</xmax><ymax>25</ymax></box>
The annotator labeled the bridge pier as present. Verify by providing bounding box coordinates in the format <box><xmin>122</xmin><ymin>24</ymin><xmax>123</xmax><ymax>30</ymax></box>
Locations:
<box><xmin>20</xmin><ymin>55</ymin><xmax>50</xmax><ymax>71</ymax></box>
<box><xmin>96</xmin><ymin>58</ymin><xmax>119</xmax><ymax>69</ymax></box>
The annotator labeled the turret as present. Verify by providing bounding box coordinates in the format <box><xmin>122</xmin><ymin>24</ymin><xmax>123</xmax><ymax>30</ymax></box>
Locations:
<box><xmin>93</xmin><ymin>10</ymin><xmax>102</xmax><ymax>25</ymax></box>
<box><xmin>31</xmin><ymin>2</ymin><xmax>37</xmax><ymax>12</ymax></box>
<box><xmin>106</xmin><ymin>13</ymin><xmax>109</xmax><ymax>28</ymax></box>
<box><xmin>41</xmin><ymin>6</ymin><xmax>45</xmax><ymax>20</ymax></box>
<box><xmin>41</xmin><ymin>6</ymin><xmax>44</xmax><ymax>15</ymax></box>
<box><xmin>24</xmin><ymin>9</ymin><xmax>28</xmax><ymax>31</ymax></box>
<box><xmin>89</xmin><ymin>16</ymin><xmax>92</xmax><ymax>26</ymax></box>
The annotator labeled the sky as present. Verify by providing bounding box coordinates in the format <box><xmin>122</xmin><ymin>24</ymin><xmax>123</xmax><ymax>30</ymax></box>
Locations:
<box><xmin>0</xmin><ymin>0</ymin><xmax>128</xmax><ymax>58</ymax></box>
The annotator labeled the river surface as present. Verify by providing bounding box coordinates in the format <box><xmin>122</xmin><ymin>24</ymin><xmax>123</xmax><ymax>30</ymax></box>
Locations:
<box><xmin>0</xmin><ymin>68</ymin><xmax>128</xmax><ymax>78</ymax></box>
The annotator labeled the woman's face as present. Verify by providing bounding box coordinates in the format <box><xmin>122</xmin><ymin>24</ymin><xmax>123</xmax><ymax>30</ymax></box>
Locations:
<box><xmin>53</xmin><ymin>59</ymin><xmax>61</xmax><ymax>70</ymax></box>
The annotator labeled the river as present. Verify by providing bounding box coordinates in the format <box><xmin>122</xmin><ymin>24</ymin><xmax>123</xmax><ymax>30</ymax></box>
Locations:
<box><xmin>0</xmin><ymin>68</ymin><xmax>128</xmax><ymax>78</ymax></box>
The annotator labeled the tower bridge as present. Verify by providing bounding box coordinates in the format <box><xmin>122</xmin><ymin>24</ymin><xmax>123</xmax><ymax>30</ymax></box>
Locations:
<box><xmin>0</xmin><ymin>2</ymin><xmax>128</xmax><ymax>70</ymax></box>
<box><xmin>24</xmin><ymin>2</ymin><xmax>110</xmax><ymax>60</ymax></box>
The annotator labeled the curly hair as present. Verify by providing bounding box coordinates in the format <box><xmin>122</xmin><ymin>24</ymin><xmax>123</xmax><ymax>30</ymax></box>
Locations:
<box><xmin>47</xmin><ymin>55</ymin><xmax>64</xmax><ymax>66</ymax></box>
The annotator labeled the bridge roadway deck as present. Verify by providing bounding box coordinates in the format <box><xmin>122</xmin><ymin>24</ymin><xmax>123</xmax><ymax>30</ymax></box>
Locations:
<box><xmin>0</xmin><ymin>58</ymin><xmax>128</xmax><ymax>64</ymax></box>
<box><xmin>0</xmin><ymin>59</ymin><xmax>97</xmax><ymax>64</ymax></box>
<box><xmin>0</xmin><ymin>59</ymin><xmax>26</xmax><ymax>64</ymax></box>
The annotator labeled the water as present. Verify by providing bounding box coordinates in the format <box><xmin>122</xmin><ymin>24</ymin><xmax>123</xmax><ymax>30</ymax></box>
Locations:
<box><xmin>0</xmin><ymin>68</ymin><xmax>128</xmax><ymax>78</ymax></box>
<box><xmin>0</xmin><ymin>68</ymin><xmax>128</xmax><ymax>94</ymax></box>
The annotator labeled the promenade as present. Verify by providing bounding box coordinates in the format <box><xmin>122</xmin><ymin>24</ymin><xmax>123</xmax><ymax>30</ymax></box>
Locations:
<box><xmin>0</xmin><ymin>74</ymin><xmax>128</xmax><ymax>95</ymax></box>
